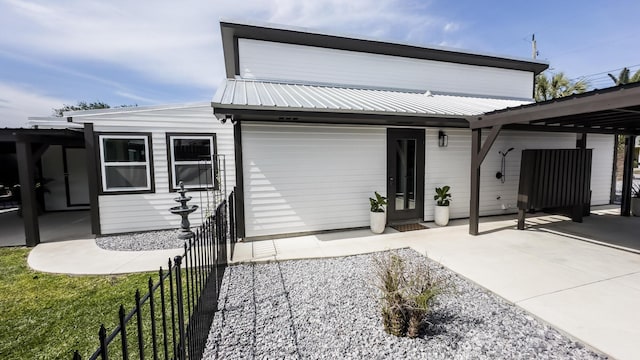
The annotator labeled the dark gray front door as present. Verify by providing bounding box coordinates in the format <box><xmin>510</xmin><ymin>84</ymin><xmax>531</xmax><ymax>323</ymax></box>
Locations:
<box><xmin>387</xmin><ymin>128</ymin><xmax>425</xmax><ymax>223</ymax></box>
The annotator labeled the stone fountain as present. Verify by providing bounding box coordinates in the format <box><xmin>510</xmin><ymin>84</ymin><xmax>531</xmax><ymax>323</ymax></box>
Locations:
<box><xmin>169</xmin><ymin>181</ymin><xmax>199</xmax><ymax>240</ymax></box>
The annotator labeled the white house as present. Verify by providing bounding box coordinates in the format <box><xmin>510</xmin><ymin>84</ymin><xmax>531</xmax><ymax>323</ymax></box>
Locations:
<box><xmin>28</xmin><ymin>103</ymin><xmax>235</xmax><ymax>236</ymax></box>
<box><xmin>211</xmin><ymin>20</ymin><xmax>614</xmax><ymax>239</ymax></box>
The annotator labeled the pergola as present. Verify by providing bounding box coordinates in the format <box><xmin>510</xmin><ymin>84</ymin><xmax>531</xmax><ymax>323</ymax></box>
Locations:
<box><xmin>467</xmin><ymin>83</ymin><xmax>640</xmax><ymax>235</ymax></box>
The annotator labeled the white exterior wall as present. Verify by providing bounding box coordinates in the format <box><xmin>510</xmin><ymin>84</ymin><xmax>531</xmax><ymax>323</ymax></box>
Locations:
<box><xmin>588</xmin><ymin>134</ymin><xmax>615</xmax><ymax>205</ymax></box>
<box><xmin>242</xmin><ymin>123</ymin><xmax>386</xmax><ymax>238</ymax></box>
<box><xmin>424</xmin><ymin>130</ymin><xmax>613</xmax><ymax>221</ymax></box>
<box><xmin>241</xmin><ymin>123</ymin><xmax>614</xmax><ymax>237</ymax></box>
<box><xmin>238</xmin><ymin>39</ymin><xmax>534</xmax><ymax>99</ymax></box>
<box><xmin>72</xmin><ymin>104</ymin><xmax>235</xmax><ymax>234</ymax></box>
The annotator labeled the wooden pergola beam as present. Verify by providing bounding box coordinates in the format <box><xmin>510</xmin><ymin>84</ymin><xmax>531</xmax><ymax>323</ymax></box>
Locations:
<box><xmin>504</xmin><ymin>124</ymin><xmax>631</xmax><ymax>135</ymax></box>
<box><xmin>469</xmin><ymin>85</ymin><xmax>640</xmax><ymax>129</ymax></box>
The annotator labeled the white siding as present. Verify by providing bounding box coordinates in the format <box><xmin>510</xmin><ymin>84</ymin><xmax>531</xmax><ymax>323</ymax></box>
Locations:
<box><xmin>242</xmin><ymin>123</ymin><xmax>386</xmax><ymax>238</ymax></box>
<box><xmin>424</xmin><ymin>130</ymin><xmax>588</xmax><ymax>221</ymax></box>
<box><xmin>238</xmin><ymin>39</ymin><xmax>534</xmax><ymax>99</ymax></box>
<box><xmin>72</xmin><ymin>104</ymin><xmax>235</xmax><ymax>234</ymax></box>
<box><xmin>588</xmin><ymin>134</ymin><xmax>615</xmax><ymax>205</ymax></box>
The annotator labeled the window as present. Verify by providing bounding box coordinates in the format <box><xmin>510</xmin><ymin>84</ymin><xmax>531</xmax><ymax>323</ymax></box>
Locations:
<box><xmin>99</xmin><ymin>134</ymin><xmax>153</xmax><ymax>193</ymax></box>
<box><xmin>167</xmin><ymin>134</ymin><xmax>217</xmax><ymax>190</ymax></box>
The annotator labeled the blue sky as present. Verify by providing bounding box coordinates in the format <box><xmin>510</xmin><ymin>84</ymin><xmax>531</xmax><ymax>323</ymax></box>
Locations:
<box><xmin>1</xmin><ymin>0</ymin><xmax>639</xmax><ymax>127</ymax></box>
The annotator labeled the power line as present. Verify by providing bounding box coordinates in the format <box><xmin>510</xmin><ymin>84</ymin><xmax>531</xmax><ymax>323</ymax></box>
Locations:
<box><xmin>569</xmin><ymin>64</ymin><xmax>640</xmax><ymax>89</ymax></box>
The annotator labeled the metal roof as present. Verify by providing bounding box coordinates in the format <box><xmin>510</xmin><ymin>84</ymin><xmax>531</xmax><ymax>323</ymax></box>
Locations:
<box><xmin>212</xmin><ymin>79</ymin><xmax>531</xmax><ymax>119</ymax></box>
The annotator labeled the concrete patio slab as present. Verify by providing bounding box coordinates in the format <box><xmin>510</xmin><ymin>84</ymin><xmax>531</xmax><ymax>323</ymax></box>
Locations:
<box><xmin>518</xmin><ymin>272</ymin><xmax>640</xmax><ymax>360</ymax></box>
<box><xmin>0</xmin><ymin>209</ymin><xmax>92</xmax><ymax>247</ymax></box>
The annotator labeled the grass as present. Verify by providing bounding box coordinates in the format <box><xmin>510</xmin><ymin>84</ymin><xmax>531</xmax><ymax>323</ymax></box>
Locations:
<box><xmin>0</xmin><ymin>247</ymin><xmax>159</xmax><ymax>360</ymax></box>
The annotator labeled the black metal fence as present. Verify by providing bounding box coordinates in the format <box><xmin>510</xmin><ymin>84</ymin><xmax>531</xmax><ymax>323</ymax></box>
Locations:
<box><xmin>228</xmin><ymin>188</ymin><xmax>238</xmax><ymax>259</ymax></box>
<box><xmin>73</xmin><ymin>192</ymin><xmax>235</xmax><ymax>360</ymax></box>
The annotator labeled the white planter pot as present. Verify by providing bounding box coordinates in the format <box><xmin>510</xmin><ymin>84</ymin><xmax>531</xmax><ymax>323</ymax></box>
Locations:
<box><xmin>370</xmin><ymin>211</ymin><xmax>386</xmax><ymax>234</ymax></box>
<box><xmin>434</xmin><ymin>205</ymin><xmax>450</xmax><ymax>226</ymax></box>
<box><xmin>632</xmin><ymin>198</ymin><xmax>640</xmax><ymax>217</ymax></box>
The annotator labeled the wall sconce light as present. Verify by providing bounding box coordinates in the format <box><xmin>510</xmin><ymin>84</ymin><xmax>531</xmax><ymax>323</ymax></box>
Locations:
<box><xmin>438</xmin><ymin>130</ymin><xmax>448</xmax><ymax>147</ymax></box>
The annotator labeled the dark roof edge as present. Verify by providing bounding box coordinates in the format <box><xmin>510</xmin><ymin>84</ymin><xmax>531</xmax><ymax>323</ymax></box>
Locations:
<box><xmin>220</xmin><ymin>19</ymin><xmax>549</xmax><ymax>78</ymax></box>
<box><xmin>479</xmin><ymin>82</ymin><xmax>640</xmax><ymax>118</ymax></box>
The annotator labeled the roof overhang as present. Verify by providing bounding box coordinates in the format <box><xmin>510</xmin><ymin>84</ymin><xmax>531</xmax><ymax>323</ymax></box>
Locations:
<box><xmin>212</xmin><ymin>79</ymin><xmax>529</xmax><ymax>127</ymax></box>
<box><xmin>0</xmin><ymin>128</ymin><xmax>85</xmax><ymax>145</ymax></box>
<box><xmin>469</xmin><ymin>83</ymin><xmax>640</xmax><ymax>135</ymax></box>
<box><xmin>214</xmin><ymin>108</ymin><xmax>470</xmax><ymax>128</ymax></box>
<box><xmin>220</xmin><ymin>20</ymin><xmax>549</xmax><ymax>78</ymax></box>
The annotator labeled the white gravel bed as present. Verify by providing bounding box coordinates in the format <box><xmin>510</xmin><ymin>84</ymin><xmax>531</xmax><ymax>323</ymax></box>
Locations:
<box><xmin>203</xmin><ymin>248</ymin><xmax>607</xmax><ymax>360</ymax></box>
<box><xmin>95</xmin><ymin>229</ymin><xmax>186</xmax><ymax>251</ymax></box>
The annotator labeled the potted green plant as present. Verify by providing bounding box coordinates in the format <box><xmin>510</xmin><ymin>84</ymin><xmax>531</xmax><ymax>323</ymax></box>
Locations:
<box><xmin>434</xmin><ymin>186</ymin><xmax>452</xmax><ymax>226</ymax></box>
<box><xmin>369</xmin><ymin>191</ymin><xmax>388</xmax><ymax>234</ymax></box>
<box><xmin>632</xmin><ymin>184</ymin><xmax>640</xmax><ymax>217</ymax></box>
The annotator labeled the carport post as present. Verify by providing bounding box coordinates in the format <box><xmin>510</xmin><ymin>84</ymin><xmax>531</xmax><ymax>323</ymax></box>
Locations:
<box><xmin>621</xmin><ymin>135</ymin><xmax>636</xmax><ymax>216</ymax></box>
<box><xmin>470</xmin><ymin>129</ymin><xmax>481</xmax><ymax>235</ymax></box>
<box><xmin>16</xmin><ymin>140</ymin><xmax>40</xmax><ymax>247</ymax></box>
<box><xmin>469</xmin><ymin>125</ymin><xmax>502</xmax><ymax>235</ymax></box>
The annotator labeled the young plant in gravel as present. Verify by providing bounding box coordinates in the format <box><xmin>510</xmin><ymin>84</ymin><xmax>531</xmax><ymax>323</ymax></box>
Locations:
<box><xmin>373</xmin><ymin>251</ymin><xmax>451</xmax><ymax>338</ymax></box>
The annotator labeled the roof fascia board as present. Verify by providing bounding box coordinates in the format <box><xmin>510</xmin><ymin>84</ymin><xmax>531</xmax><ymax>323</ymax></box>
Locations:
<box><xmin>0</xmin><ymin>129</ymin><xmax>84</xmax><ymax>143</ymax></box>
<box><xmin>213</xmin><ymin>103</ymin><xmax>472</xmax><ymax>119</ymax></box>
<box><xmin>220</xmin><ymin>20</ymin><xmax>549</xmax><ymax>78</ymax></box>
<box><xmin>213</xmin><ymin>108</ymin><xmax>470</xmax><ymax>128</ymax></box>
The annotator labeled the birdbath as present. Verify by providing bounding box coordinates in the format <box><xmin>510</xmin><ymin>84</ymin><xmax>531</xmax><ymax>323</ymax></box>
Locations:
<box><xmin>169</xmin><ymin>181</ymin><xmax>199</xmax><ymax>240</ymax></box>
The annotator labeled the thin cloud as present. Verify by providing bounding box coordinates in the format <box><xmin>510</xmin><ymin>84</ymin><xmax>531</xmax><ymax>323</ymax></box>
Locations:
<box><xmin>114</xmin><ymin>91</ymin><xmax>156</xmax><ymax>104</ymax></box>
<box><xmin>443</xmin><ymin>22</ymin><xmax>460</xmax><ymax>32</ymax></box>
<box><xmin>0</xmin><ymin>0</ymin><xmax>454</xmax><ymax>91</ymax></box>
<box><xmin>0</xmin><ymin>82</ymin><xmax>68</xmax><ymax>127</ymax></box>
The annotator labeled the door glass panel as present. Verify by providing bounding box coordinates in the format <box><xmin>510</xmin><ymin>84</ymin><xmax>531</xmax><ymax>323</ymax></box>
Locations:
<box><xmin>395</xmin><ymin>139</ymin><xmax>416</xmax><ymax>210</ymax></box>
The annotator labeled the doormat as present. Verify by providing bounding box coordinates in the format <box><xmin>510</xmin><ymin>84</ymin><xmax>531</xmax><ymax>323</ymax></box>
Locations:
<box><xmin>391</xmin><ymin>223</ymin><xmax>429</xmax><ymax>232</ymax></box>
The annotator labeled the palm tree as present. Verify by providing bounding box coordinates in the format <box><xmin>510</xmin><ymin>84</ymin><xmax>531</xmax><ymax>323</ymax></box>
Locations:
<box><xmin>607</xmin><ymin>67</ymin><xmax>640</xmax><ymax>86</ymax></box>
<box><xmin>535</xmin><ymin>72</ymin><xmax>588</xmax><ymax>102</ymax></box>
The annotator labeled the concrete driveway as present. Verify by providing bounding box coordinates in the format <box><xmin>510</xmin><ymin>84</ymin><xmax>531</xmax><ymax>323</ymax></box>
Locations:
<box><xmin>233</xmin><ymin>210</ymin><xmax>640</xmax><ymax>360</ymax></box>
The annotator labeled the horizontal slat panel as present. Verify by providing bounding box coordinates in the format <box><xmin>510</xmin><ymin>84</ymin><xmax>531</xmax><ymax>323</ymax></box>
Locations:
<box><xmin>238</xmin><ymin>39</ymin><xmax>534</xmax><ymax>99</ymax></box>
<box><xmin>242</xmin><ymin>123</ymin><xmax>385</xmax><ymax>237</ymax></box>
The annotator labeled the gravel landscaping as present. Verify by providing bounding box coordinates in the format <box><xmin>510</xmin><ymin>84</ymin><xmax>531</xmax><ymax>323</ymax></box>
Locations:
<box><xmin>203</xmin><ymin>248</ymin><xmax>607</xmax><ymax>359</ymax></box>
<box><xmin>96</xmin><ymin>229</ymin><xmax>185</xmax><ymax>251</ymax></box>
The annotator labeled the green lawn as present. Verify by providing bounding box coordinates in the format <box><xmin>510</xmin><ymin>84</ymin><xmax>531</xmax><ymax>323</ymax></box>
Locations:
<box><xmin>0</xmin><ymin>247</ymin><xmax>159</xmax><ymax>360</ymax></box>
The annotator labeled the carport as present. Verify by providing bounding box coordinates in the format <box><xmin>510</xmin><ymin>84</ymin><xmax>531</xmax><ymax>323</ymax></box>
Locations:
<box><xmin>467</xmin><ymin>83</ymin><xmax>640</xmax><ymax>235</ymax></box>
<box><xmin>0</xmin><ymin>127</ymin><xmax>91</xmax><ymax>246</ymax></box>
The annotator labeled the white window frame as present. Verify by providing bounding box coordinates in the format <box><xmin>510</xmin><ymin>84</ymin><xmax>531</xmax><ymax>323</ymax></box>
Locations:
<box><xmin>168</xmin><ymin>134</ymin><xmax>216</xmax><ymax>190</ymax></box>
<box><xmin>99</xmin><ymin>134</ymin><xmax>152</xmax><ymax>192</ymax></box>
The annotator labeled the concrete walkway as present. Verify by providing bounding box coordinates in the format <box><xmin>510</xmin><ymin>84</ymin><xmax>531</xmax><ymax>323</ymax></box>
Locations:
<box><xmin>233</xmin><ymin>212</ymin><xmax>640</xmax><ymax>360</ymax></box>
<box><xmin>28</xmin><ymin>239</ymin><xmax>183</xmax><ymax>275</ymax></box>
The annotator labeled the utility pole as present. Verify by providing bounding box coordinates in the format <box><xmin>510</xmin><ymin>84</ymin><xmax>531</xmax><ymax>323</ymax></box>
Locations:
<box><xmin>532</xmin><ymin>34</ymin><xmax>538</xmax><ymax>59</ymax></box>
